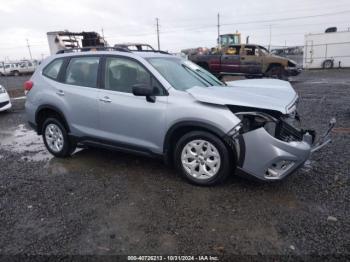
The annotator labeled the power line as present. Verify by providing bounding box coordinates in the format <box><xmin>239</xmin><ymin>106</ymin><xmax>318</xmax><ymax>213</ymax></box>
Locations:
<box><xmin>158</xmin><ymin>9</ymin><xmax>350</xmax><ymax>35</ymax></box>
<box><xmin>163</xmin><ymin>3</ymin><xmax>350</xmax><ymax>26</ymax></box>
<box><xmin>220</xmin><ymin>9</ymin><xmax>350</xmax><ymax>27</ymax></box>
<box><xmin>1</xmin><ymin>8</ymin><xmax>350</xmax><ymax>54</ymax></box>
<box><xmin>81</xmin><ymin>9</ymin><xmax>350</xmax><ymax>40</ymax></box>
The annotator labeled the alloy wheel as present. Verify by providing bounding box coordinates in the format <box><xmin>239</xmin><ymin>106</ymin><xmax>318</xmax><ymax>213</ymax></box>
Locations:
<box><xmin>181</xmin><ymin>139</ymin><xmax>221</xmax><ymax>180</ymax></box>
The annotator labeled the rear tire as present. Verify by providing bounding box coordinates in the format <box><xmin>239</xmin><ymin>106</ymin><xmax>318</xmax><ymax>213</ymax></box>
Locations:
<box><xmin>13</xmin><ymin>70</ymin><xmax>20</xmax><ymax>76</ymax></box>
<box><xmin>174</xmin><ymin>131</ymin><xmax>232</xmax><ymax>186</ymax></box>
<box><xmin>42</xmin><ymin>117</ymin><xmax>76</xmax><ymax>158</ymax></box>
<box><xmin>323</xmin><ymin>59</ymin><xmax>334</xmax><ymax>69</ymax></box>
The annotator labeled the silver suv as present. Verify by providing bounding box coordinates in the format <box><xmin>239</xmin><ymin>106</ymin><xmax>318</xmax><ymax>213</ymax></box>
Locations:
<box><xmin>25</xmin><ymin>48</ymin><xmax>334</xmax><ymax>185</ymax></box>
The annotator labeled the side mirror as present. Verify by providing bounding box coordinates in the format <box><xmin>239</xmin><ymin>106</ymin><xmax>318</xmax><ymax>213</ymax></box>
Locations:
<box><xmin>132</xmin><ymin>84</ymin><xmax>156</xmax><ymax>103</ymax></box>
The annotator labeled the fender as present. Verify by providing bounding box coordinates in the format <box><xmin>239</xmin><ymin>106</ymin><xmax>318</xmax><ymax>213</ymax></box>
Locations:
<box><xmin>163</xmin><ymin>120</ymin><xmax>227</xmax><ymax>155</ymax></box>
<box><xmin>35</xmin><ymin>104</ymin><xmax>70</xmax><ymax>134</ymax></box>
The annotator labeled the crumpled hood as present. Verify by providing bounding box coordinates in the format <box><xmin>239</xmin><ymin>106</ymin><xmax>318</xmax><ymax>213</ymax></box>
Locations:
<box><xmin>187</xmin><ymin>79</ymin><xmax>298</xmax><ymax>114</ymax></box>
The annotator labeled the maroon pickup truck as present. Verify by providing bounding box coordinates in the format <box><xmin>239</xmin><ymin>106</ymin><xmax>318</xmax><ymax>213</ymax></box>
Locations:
<box><xmin>189</xmin><ymin>44</ymin><xmax>301</xmax><ymax>79</ymax></box>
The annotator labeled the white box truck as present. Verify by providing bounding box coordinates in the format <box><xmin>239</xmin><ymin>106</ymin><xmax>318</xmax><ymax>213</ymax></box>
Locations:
<box><xmin>303</xmin><ymin>30</ymin><xmax>350</xmax><ymax>69</ymax></box>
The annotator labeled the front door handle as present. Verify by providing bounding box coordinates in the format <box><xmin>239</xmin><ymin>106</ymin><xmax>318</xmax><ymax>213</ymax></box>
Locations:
<box><xmin>56</xmin><ymin>90</ymin><xmax>65</xmax><ymax>96</ymax></box>
<box><xmin>99</xmin><ymin>96</ymin><xmax>112</xmax><ymax>103</ymax></box>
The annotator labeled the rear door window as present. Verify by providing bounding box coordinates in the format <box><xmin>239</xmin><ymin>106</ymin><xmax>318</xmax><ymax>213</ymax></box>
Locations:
<box><xmin>64</xmin><ymin>57</ymin><xmax>100</xmax><ymax>88</ymax></box>
<box><xmin>43</xmin><ymin>58</ymin><xmax>64</xmax><ymax>80</ymax></box>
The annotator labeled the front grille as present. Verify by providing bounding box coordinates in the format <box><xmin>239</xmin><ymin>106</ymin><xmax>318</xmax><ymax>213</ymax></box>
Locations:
<box><xmin>0</xmin><ymin>101</ymin><xmax>9</xmax><ymax>108</ymax></box>
<box><xmin>275</xmin><ymin>120</ymin><xmax>303</xmax><ymax>142</ymax></box>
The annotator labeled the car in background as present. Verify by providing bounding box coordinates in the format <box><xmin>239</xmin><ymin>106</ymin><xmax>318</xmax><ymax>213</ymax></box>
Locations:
<box><xmin>0</xmin><ymin>60</ymin><xmax>38</xmax><ymax>76</ymax></box>
<box><xmin>189</xmin><ymin>44</ymin><xmax>302</xmax><ymax>80</ymax></box>
<box><xmin>0</xmin><ymin>85</ymin><xmax>12</xmax><ymax>112</ymax></box>
<box><xmin>18</xmin><ymin>60</ymin><xmax>38</xmax><ymax>75</ymax></box>
<box><xmin>0</xmin><ymin>63</ymin><xmax>4</xmax><ymax>76</ymax></box>
<box><xmin>0</xmin><ymin>63</ymin><xmax>20</xmax><ymax>76</ymax></box>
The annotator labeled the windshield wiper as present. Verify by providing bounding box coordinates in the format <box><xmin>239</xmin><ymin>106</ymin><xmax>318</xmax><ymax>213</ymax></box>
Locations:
<box><xmin>182</xmin><ymin>65</ymin><xmax>212</xmax><ymax>87</ymax></box>
<box><xmin>195</xmin><ymin>70</ymin><xmax>226</xmax><ymax>86</ymax></box>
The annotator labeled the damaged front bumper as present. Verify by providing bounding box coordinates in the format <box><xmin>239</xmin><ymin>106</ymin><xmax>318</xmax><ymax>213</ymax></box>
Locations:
<box><xmin>234</xmin><ymin>118</ymin><xmax>336</xmax><ymax>181</ymax></box>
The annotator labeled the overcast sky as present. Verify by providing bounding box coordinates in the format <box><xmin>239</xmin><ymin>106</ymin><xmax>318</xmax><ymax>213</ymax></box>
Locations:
<box><xmin>0</xmin><ymin>0</ymin><xmax>349</xmax><ymax>60</ymax></box>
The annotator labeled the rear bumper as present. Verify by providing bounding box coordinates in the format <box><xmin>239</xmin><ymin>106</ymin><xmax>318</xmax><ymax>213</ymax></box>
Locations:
<box><xmin>25</xmin><ymin>99</ymin><xmax>37</xmax><ymax>128</ymax></box>
<box><xmin>235</xmin><ymin>118</ymin><xmax>335</xmax><ymax>181</ymax></box>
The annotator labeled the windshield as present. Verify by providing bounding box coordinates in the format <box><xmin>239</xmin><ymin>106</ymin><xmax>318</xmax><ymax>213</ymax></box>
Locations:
<box><xmin>147</xmin><ymin>57</ymin><xmax>225</xmax><ymax>91</ymax></box>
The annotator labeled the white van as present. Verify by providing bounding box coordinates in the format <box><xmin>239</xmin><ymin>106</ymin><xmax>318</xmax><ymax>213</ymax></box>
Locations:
<box><xmin>18</xmin><ymin>60</ymin><xmax>37</xmax><ymax>75</ymax></box>
<box><xmin>0</xmin><ymin>63</ymin><xmax>20</xmax><ymax>76</ymax></box>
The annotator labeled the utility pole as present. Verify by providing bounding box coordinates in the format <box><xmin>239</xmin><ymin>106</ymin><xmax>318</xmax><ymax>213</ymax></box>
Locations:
<box><xmin>268</xmin><ymin>24</ymin><xmax>272</xmax><ymax>51</ymax></box>
<box><xmin>156</xmin><ymin>18</ymin><xmax>160</xmax><ymax>50</ymax></box>
<box><xmin>217</xmin><ymin>13</ymin><xmax>220</xmax><ymax>47</ymax></box>
<box><xmin>26</xmin><ymin>39</ymin><xmax>33</xmax><ymax>60</ymax></box>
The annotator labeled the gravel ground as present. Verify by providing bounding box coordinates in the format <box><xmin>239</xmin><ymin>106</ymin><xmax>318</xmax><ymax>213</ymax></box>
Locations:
<box><xmin>0</xmin><ymin>75</ymin><xmax>30</xmax><ymax>91</ymax></box>
<box><xmin>0</xmin><ymin>75</ymin><xmax>30</xmax><ymax>97</ymax></box>
<box><xmin>0</xmin><ymin>69</ymin><xmax>349</xmax><ymax>260</ymax></box>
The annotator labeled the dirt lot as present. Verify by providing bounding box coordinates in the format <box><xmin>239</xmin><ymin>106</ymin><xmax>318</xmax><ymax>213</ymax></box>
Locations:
<box><xmin>0</xmin><ymin>70</ymin><xmax>349</xmax><ymax>260</ymax></box>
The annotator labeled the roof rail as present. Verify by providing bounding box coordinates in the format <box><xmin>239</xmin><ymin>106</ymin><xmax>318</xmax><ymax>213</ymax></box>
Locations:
<box><xmin>56</xmin><ymin>46</ymin><xmax>130</xmax><ymax>54</ymax></box>
<box><xmin>132</xmin><ymin>50</ymin><xmax>171</xmax><ymax>55</ymax></box>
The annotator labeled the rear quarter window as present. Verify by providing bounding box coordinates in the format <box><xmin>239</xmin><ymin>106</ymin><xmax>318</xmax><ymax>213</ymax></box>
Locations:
<box><xmin>43</xmin><ymin>58</ymin><xmax>64</xmax><ymax>80</ymax></box>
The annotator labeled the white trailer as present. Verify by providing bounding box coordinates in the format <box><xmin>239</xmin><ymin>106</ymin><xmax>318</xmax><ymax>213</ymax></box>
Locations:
<box><xmin>303</xmin><ymin>30</ymin><xmax>350</xmax><ymax>69</ymax></box>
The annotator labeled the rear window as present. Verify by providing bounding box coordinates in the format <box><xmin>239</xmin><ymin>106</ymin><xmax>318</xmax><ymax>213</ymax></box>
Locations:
<box><xmin>64</xmin><ymin>57</ymin><xmax>100</xmax><ymax>88</ymax></box>
<box><xmin>43</xmin><ymin>58</ymin><xmax>64</xmax><ymax>80</ymax></box>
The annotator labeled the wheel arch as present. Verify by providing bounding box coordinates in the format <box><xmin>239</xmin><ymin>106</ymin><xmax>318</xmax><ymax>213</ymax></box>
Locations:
<box><xmin>35</xmin><ymin>104</ymin><xmax>70</xmax><ymax>135</ymax></box>
<box><xmin>265</xmin><ymin>62</ymin><xmax>284</xmax><ymax>73</ymax></box>
<box><xmin>322</xmin><ymin>59</ymin><xmax>334</xmax><ymax>69</ymax></box>
<box><xmin>163</xmin><ymin>121</ymin><xmax>231</xmax><ymax>165</ymax></box>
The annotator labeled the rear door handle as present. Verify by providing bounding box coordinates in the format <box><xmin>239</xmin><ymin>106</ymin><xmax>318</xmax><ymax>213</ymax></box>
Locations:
<box><xmin>56</xmin><ymin>90</ymin><xmax>65</xmax><ymax>96</ymax></box>
<box><xmin>99</xmin><ymin>96</ymin><xmax>112</xmax><ymax>103</ymax></box>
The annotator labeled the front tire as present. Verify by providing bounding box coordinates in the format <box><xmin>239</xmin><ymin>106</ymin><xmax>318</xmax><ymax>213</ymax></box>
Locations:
<box><xmin>266</xmin><ymin>65</ymin><xmax>286</xmax><ymax>80</ymax></box>
<box><xmin>42</xmin><ymin>118</ymin><xmax>76</xmax><ymax>158</ymax></box>
<box><xmin>174</xmin><ymin>131</ymin><xmax>232</xmax><ymax>186</ymax></box>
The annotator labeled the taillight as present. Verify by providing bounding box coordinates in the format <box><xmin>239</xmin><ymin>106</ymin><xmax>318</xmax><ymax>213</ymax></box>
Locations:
<box><xmin>24</xmin><ymin>80</ymin><xmax>33</xmax><ymax>94</ymax></box>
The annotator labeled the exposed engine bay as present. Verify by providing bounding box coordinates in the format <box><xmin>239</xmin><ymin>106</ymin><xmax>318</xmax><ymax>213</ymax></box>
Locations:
<box><xmin>227</xmin><ymin>105</ymin><xmax>316</xmax><ymax>144</ymax></box>
<box><xmin>224</xmin><ymin>104</ymin><xmax>335</xmax><ymax>181</ymax></box>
